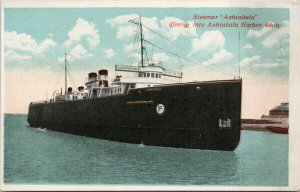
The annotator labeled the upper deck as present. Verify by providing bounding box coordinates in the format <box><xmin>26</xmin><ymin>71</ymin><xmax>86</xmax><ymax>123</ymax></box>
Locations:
<box><xmin>115</xmin><ymin>63</ymin><xmax>182</xmax><ymax>79</ymax></box>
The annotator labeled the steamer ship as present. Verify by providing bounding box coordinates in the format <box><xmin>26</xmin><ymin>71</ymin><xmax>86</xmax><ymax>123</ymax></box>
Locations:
<box><xmin>27</xmin><ymin>17</ymin><xmax>242</xmax><ymax>151</ymax></box>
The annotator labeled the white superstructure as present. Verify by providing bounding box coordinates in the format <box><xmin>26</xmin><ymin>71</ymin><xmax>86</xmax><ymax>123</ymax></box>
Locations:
<box><xmin>50</xmin><ymin>16</ymin><xmax>182</xmax><ymax>103</ymax></box>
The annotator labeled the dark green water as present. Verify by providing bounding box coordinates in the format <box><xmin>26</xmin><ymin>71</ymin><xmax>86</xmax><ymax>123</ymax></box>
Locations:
<box><xmin>4</xmin><ymin>114</ymin><xmax>288</xmax><ymax>185</ymax></box>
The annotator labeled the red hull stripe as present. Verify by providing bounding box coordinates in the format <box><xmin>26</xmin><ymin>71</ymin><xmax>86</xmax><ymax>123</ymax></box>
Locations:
<box><xmin>266</xmin><ymin>126</ymin><xmax>288</xmax><ymax>134</ymax></box>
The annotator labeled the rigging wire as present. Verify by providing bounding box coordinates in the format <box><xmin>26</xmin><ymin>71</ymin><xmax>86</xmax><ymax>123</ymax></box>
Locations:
<box><xmin>67</xmin><ymin>69</ymin><xmax>77</xmax><ymax>89</ymax></box>
<box><xmin>144</xmin><ymin>47</ymin><xmax>149</xmax><ymax>65</ymax></box>
<box><xmin>123</xmin><ymin>17</ymin><xmax>240</xmax><ymax>78</ymax></box>
<box><xmin>129</xmin><ymin>16</ymin><xmax>239</xmax><ymax>78</ymax></box>
<box><xmin>54</xmin><ymin>63</ymin><xmax>65</xmax><ymax>90</ymax></box>
<box><xmin>141</xmin><ymin>24</ymin><xmax>183</xmax><ymax>52</ymax></box>
<box><xmin>131</xmin><ymin>25</ymin><xmax>141</xmax><ymax>65</ymax></box>
<box><xmin>66</xmin><ymin>60</ymin><xmax>77</xmax><ymax>89</ymax></box>
<box><xmin>151</xmin><ymin>46</ymin><xmax>154</xmax><ymax>59</ymax></box>
<box><xmin>54</xmin><ymin>53</ymin><xmax>77</xmax><ymax>91</ymax></box>
<box><xmin>128</xmin><ymin>25</ymin><xmax>139</xmax><ymax>65</ymax></box>
<box><xmin>143</xmin><ymin>39</ymin><xmax>238</xmax><ymax>78</ymax></box>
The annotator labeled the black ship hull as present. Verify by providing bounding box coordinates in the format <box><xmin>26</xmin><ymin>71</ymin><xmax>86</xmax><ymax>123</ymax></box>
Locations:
<box><xmin>27</xmin><ymin>79</ymin><xmax>242</xmax><ymax>151</ymax></box>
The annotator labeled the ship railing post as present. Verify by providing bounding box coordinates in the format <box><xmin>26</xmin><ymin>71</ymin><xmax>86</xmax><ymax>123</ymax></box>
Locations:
<box><xmin>98</xmin><ymin>87</ymin><xmax>103</xmax><ymax>97</ymax></box>
<box><xmin>89</xmin><ymin>86</ymin><xmax>93</xmax><ymax>98</ymax></box>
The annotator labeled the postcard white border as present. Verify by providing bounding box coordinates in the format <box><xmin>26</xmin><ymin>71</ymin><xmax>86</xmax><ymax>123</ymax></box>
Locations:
<box><xmin>1</xmin><ymin>0</ymin><xmax>299</xmax><ymax>191</ymax></box>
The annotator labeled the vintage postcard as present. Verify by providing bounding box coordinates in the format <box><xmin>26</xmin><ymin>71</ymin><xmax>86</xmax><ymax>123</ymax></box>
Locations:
<box><xmin>1</xmin><ymin>0</ymin><xmax>300</xmax><ymax>191</ymax></box>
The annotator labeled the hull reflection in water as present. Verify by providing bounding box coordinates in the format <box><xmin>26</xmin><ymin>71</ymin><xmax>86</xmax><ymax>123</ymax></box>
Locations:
<box><xmin>5</xmin><ymin>115</ymin><xmax>288</xmax><ymax>185</ymax></box>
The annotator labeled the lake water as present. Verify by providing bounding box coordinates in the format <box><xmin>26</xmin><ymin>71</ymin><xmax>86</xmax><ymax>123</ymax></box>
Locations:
<box><xmin>3</xmin><ymin>114</ymin><xmax>288</xmax><ymax>186</ymax></box>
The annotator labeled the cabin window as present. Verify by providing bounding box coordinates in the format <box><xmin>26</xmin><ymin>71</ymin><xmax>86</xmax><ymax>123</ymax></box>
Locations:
<box><xmin>151</xmin><ymin>73</ymin><xmax>154</xmax><ymax>78</ymax></box>
<box><xmin>130</xmin><ymin>84</ymin><xmax>135</xmax><ymax>88</ymax></box>
<box><xmin>159</xmin><ymin>74</ymin><xmax>161</xmax><ymax>78</ymax></box>
<box><xmin>147</xmin><ymin>73</ymin><xmax>150</xmax><ymax>78</ymax></box>
<box><xmin>156</xmin><ymin>73</ymin><xmax>158</xmax><ymax>78</ymax></box>
<box><xmin>144</xmin><ymin>73</ymin><xmax>146</xmax><ymax>77</ymax></box>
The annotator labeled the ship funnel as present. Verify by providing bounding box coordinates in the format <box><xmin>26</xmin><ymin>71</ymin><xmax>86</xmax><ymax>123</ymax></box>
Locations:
<box><xmin>98</xmin><ymin>69</ymin><xmax>108</xmax><ymax>80</ymax></box>
<box><xmin>98</xmin><ymin>69</ymin><xmax>109</xmax><ymax>87</ymax></box>
<box><xmin>78</xmin><ymin>86</ymin><xmax>84</xmax><ymax>92</ymax></box>
<box><xmin>67</xmin><ymin>87</ymin><xmax>72</xmax><ymax>93</ymax></box>
<box><xmin>99</xmin><ymin>80</ymin><xmax>109</xmax><ymax>87</ymax></box>
<box><xmin>103</xmin><ymin>80</ymin><xmax>109</xmax><ymax>87</ymax></box>
<box><xmin>99</xmin><ymin>69</ymin><xmax>108</xmax><ymax>76</ymax></box>
<box><xmin>88</xmin><ymin>72</ymin><xmax>97</xmax><ymax>82</ymax></box>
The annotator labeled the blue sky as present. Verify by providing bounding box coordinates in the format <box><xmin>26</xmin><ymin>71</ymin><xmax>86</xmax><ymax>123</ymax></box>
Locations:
<box><xmin>4</xmin><ymin>8</ymin><xmax>289</xmax><ymax>115</ymax></box>
<box><xmin>5</xmin><ymin>8</ymin><xmax>289</xmax><ymax>76</ymax></box>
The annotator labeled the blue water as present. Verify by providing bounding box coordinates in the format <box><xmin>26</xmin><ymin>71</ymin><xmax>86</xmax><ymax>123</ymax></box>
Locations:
<box><xmin>4</xmin><ymin>114</ymin><xmax>288</xmax><ymax>186</ymax></box>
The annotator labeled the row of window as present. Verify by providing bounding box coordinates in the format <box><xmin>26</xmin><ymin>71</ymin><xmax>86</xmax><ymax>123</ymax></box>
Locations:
<box><xmin>102</xmin><ymin>88</ymin><xmax>122</xmax><ymax>95</ymax></box>
<box><xmin>139</xmin><ymin>72</ymin><xmax>161</xmax><ymax>78</ymax></box>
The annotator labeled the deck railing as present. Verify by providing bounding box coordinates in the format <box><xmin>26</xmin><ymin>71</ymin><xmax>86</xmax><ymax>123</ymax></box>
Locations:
<box><xmin>30</xmin><ymin>100</ymin><xmax>52</xmax><ymax>104</ymax></box>
<box><xmin>115</xmin><ymin>64</ymin><xmax>182</xmax><ymax>78</ymax></box>
<box><xmin>162</xmin><ymin>70</ymin><xmax>182</xmax><ymax>78</ymax></box>
<box><xmin>115</xmin><ymin>65</ymin><xmax>139</xmax><ymax>72</ymax></box>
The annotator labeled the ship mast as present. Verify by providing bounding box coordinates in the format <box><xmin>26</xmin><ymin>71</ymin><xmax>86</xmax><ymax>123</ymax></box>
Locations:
<box><xmin>64</xmin><ymin>52</ymin><xmax>67</xmax><ymax>94</ymax></box>
<box><xmin>139</xmin><ymin>16</ymin><xmax>144</xmax><ymax>67</ymax></box>
<box><xmin>126</xmin><ymin>16</ymin><xmax>237</xmax><ymax>79</ymax></box>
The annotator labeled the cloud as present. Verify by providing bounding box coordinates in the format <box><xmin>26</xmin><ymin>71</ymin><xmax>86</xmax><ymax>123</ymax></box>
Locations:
<box><xmin>116</xmin><ymin>26</ymin><xmax>137</xmax><ymax>39</ymax></box>
<box><xmin>5</xmin><ymin>31</ymin><xmax>57</xmax><ymax>53</ymax></box>
<box><xmin>240</xmin><ymin>55</ymin><xmax>261</xmax><ymax>66</ymax></box>
<box><xmin>247</xmin><ymin>22</ymin><xmax>274</xmax><ymax>38</ymax></box>
<box><xmin>247</xmin><ymin>21</ymin><xmax>289</xmax><ymax>48</ymax></box>
<box><xmin>262</xmin><ymin>21</ymin><xmax>289</xmax><ymax>48</ymax></box>
<box><xmin>104</xmin><ymin>48</ymin><xmax>116</xmax><ymax>58</ymax></box>
<box><xmin>253</xmin><ymin>62</ymin><xmax>287</xmax><ymax>68</ymax></box>
<box><xmin>152</xmin><ymin>52</ymin><xmax>170</xmax><ymax>62</ymax></box>
<box><xmin>107</xmin><ymin>14</ymin><xmax>140</xmax><ymax>28</ymax></box>
<box><xmin>107</xmin><ymin>14</ymin><xmax>137</xmax><ymax>39</ymax></box>
<box><xmin>124</xmin><ymin>43</ymin><xmax>135</xmax><ymax>52</ymax></box>
<box><xmin>64</xmin><ymin>18</ymin><xmax>100</xmax><ymax>48</ymax></box>
<box><xmin>107</xmin><ymin>15</ymin><xmax>197</xmax><ymax>42</ymax></box>
<box><xmin>70</xmin><ymin>44</ymin><xmax>93</xmax><ymax>58</ymax></box>
<box><xmin>239</xmin><ymin>55</ymin><xmax>288</xmax><ymax>68</ymax></box>
<box><xmin>129</xmin><ymin>52</ymin><xmax>170</xmax><ymax>63</ymax></box>
<box><xmin>5</xmin><ymin>50</ymin><xmax>32</xmax><ymax>61</ymax></box>
<box><xmin>278</xmin><ymin>46</ymin><xmax>289</xmax><ymax>56</ymax></box>
<box><xmin>243</xmin><ymin>44</ymin><xmax>253</xmax><ymax>49</ymax></box>
<box><xmin>129</xmin><ymin>52</ymin><xmax>141</xmax><ymax>61</ymax></box>
<box><xmin>160</xmin><ymin>17</ymin><xmax>197</xmax><ymax>41</ymax></box>
<box><xmin>107</xmin><ymin>14</ymin><xmax>159</xmax><ymax>40</ymax></box>
<box><xmin>58</xmin><ymin>44</ymin><xmax>92</xmax><ymax>62</ymax></box>
<box><xmin>189</xmin><ymin>30</ymin><xmax>225</xmax><ymax>55</ymax></box>
<box><xmin>201</xmin><ymin>49</ymin><xmax>232</xmax><ymax>66</ymax></box>
<box><xmin>39</xmin><ymin>38</ymin><xmax>57</xmax><ymax>52</ymax></box>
